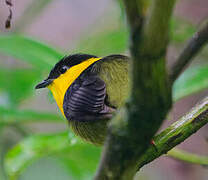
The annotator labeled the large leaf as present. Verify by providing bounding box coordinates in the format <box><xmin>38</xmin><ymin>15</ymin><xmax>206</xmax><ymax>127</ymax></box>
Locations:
<box><xmin>57</xmin><ymin>144</ymin><xmax>101</xmax><ymax>179</ymax></box>
<box><xmin>0</xmin><ymin>35</ymin><xmax>63</xmax><ymax>70</ymax></box>
<box><xmin>173</xmin><ymin>64</ymin><xmax>208</xmax><ymax>101</ymax></box>
<box><xmin>5</xmin><ymin>132</ymin><xmax>71</xmax><ymax>179</ymax></box>
<box><xmin>0</xmin><ymin>107</ymin><xmax>63</xmax><ymax>125</ymax></box>
<box><xmin>18</xmin><ymin>156</ymin><xmax>74</xmax><ymax>180</ymax></box>
<box><xmin>5</xmin><ymin>132</ymin><xmax>101</xmax><ymax>180</ymax></box>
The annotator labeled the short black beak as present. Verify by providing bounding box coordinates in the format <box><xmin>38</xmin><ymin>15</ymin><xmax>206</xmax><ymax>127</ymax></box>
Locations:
<box><xmin>35</xmin><ymin>79</ymin><xmax>53</xmax><ymax>89</ymax></box>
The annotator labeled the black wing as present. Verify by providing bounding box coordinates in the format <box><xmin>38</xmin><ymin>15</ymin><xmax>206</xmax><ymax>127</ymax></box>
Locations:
<box><xmin>63</xmin><ymin>75</ymin><xmax>115</xmax><ymax>122</ymax></box>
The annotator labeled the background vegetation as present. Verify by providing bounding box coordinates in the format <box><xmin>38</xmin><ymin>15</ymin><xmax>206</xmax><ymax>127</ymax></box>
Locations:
<box><xmin>0</xmin><ymin>0</ymin><xmax>208</xmax><ymax>179</ymax></box>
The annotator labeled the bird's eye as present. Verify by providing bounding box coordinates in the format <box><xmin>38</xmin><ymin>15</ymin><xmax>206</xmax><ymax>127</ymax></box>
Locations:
<box><xmin>59</xmin><ymin>66</ymin><xmax>68</xmax><ymax>74</ymax></box>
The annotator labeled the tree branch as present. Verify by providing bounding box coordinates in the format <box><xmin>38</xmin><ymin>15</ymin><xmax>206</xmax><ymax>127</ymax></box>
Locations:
<box><xmin>122</xmin><ymin>0</ymin><xmax>147</xmax><ymax>32</ymax></box>
<box><xmin>169</xmin><ymin>21</ymin><xmax>208</xmax><ymax>84</ymax></box>
<box><xmin>95</xmin><ymin>1</ymin><xmax>175</xmax><ymax>179</ymax></box>
<box><xmin>140</xmin><ymin>0</ymin><xmax>176</xmax><ymax>57</ymax></box>
<box><xmin>136</xmin><ymin>96</ymin><xmax>208</xmax><ymax>170</ymax></box>
<box><xmin>167</xmin><ymin>148</ymin><xmax>208</xmax><ymax>166</ymax></box>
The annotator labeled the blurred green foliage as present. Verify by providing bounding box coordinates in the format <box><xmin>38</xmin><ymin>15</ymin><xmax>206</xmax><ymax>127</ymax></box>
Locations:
<box><xmin>0</xmin><ymin>12</ymin><xmax>207</xmax><ymax>180</ymax></box>
<box><xmin>5</xmin><ymin>132</ymin><xmax>101</xmax><ymax>179</ymax></box>
<box><xmin>0</xmin><ymin>69</ymin><xmax>41</xmax><ymax>107</ymax></box>
<box><xmin>170</xmin><ymin>18</ymin><xmax>196</xmax><ymax>43</ymax></box>
<box><xmin>0</xmin><ymin>35</ymin><xmax>62</xmax><ymax>70</ymax></box>
<box><xmin>173</xmin><ymin>64</ymin><xmax>208</xmax><ymax>101</ymax></box>
<box><xmin>76</xmin><ymin>28</ymin><xmax>128</xmax><ymax>56</ymax></box>
<box><xmin>0</xmin><ymin>107</ymin><xmax>62</xmax><ymax>125</ymax></box>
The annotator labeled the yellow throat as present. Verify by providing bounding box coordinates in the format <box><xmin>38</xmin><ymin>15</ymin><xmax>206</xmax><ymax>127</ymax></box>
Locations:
<box><xmin>48</xmin><ymin>57</ymin><xmax>102</xmax><ymax>116</ymax></box>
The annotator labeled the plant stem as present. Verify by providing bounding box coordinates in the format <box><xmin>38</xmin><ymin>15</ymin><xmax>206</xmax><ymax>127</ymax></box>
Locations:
<box><xmin>167</xmin><ymin>148</ymin><xmax>208</xmax><ymax>166</ymax></box>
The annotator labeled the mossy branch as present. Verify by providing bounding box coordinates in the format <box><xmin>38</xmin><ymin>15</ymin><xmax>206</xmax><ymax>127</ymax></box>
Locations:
<box><xmin>140</xmin><ymin>0</ymin><xmax>176</xmax><ymax>57</ymax></box>
<box><xmin>122</xmin><ymin>0</ymin><xmax>144</xmax><ymax>30</ymax></box>
<box><xmin>95</xmin><ymin>1</ymin><xmax>175</xmax><ymax>179</ymax></box>
<box><xmin>169</xmin><ymin>21</ymin><xmax>208</xmax><ymax>84</ymax></box>
<box><xmin>137</xmin><ymin>96</ymin><xmax>208</xmax><ymax>170</ymax></box>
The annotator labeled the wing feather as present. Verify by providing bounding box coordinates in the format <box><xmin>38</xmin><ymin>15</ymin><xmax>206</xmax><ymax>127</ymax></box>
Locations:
<box><xmin>63</xmin><ymin>75</ymin><xmax>114</xmax><ymax>122</ymax></box>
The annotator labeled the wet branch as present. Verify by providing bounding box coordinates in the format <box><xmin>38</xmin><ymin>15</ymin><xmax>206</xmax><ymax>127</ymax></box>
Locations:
<box><xmin>137</xmin><ymin>96</ymin><xmax>208</xmax><ymax>170</ymax></box>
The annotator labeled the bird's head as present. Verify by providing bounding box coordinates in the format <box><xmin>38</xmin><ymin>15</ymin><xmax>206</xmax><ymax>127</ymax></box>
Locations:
<box><xmin>35</xmin><ymin>54</ymin><xmax>102</xmax><ymax>115</ymax></box>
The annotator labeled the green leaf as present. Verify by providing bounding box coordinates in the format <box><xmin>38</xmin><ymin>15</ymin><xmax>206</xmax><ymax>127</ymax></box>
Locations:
<box><xmin>57</xmin><ymin>144</ymin><xmax>101</xmax><ymax>179</ymax></box>
<box><xmin>170</xmin><ymin>18</ymin><xmax>196</xmax><ymax>43</ymax></box>
<box><xmin>0</xmin><ymin>107</ymin><xmax>63</xmax><ymax>125</ymax></box>
<box><xmin>5</xmin><ymin>132</ymin><xmax>70</xmax><ymax>179</ymax></box>
<box><xmin>0</xmin><ymin>69</ymin><xmax>42</xmax><ymax>106</ymax></box>
<box><xmin>75</xmin><ymin>28</ymin><xmax>128</xmax><ymax>56</ymax></box>
<box><xmin>173</xmin><ymin>64</ymin><xmax>208</xmax><ymax>101</ymax></box>
<box><xmin>0</xmin><ymin>35</ymin><xmax>63</xmax><ymax>70</ymax></box>
<box><xmin>5</xmin><ymin>132</ymin><xmax>100</xmax><ymax>180</ymax></box>
<box><xmin>18</xmin><ymin>157</ymin><xmax>74</xmax><ymax>180</ymax></box>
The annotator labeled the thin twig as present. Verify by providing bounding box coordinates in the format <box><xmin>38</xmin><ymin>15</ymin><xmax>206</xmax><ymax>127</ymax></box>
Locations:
<box><xmin>5</xmin><ymin>0</ymin><xmax>12</xmax><ymax>6</ymax></box>
<box><xmin>5</xmin><ymin>0</ymin><xmax>13</xmax><ymax>29</ymax></box>
<box><xmin>136</xmin><ymin>96</ymin><xmax>208</xmax><ymax>170</ymax></box>
<box><xmin>169</xmin><ymin>21</ymin><xmax>208</xmax><ymax>85</ymax></box>
<box><xmin>167</xmin><ymin>148</ymin><xmax>208</xmax><ymax>166</ymax></box>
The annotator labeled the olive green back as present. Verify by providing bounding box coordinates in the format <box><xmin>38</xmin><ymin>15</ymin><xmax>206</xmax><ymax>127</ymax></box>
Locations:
<box><xmin>97</xmin><ymin>55</ymin><xmax>131</xmax><ymax>108</ymax></box>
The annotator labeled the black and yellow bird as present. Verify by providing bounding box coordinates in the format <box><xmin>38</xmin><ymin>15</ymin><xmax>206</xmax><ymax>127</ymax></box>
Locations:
<box><xmin>35</xmin><ymin>54</ymin><xmax>130</xmax><ymax>145</ymax></box>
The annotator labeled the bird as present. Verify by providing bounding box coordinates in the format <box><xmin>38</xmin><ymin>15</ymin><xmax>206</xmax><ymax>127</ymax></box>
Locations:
<box><xmin>35</xmin><ymin>54</ymin><xmax>130</xmax><ymax>145</ymax></box>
